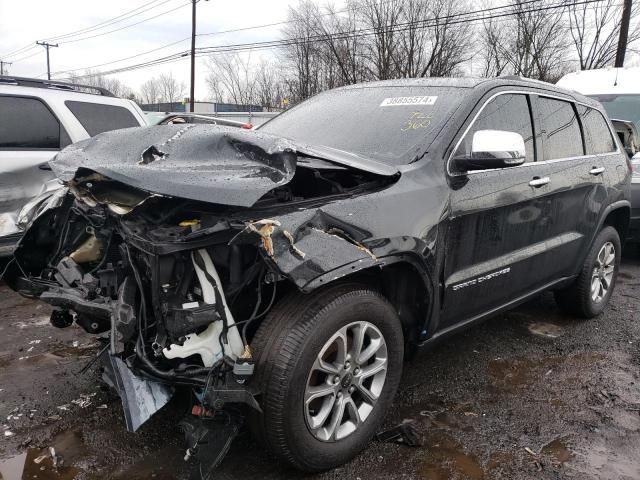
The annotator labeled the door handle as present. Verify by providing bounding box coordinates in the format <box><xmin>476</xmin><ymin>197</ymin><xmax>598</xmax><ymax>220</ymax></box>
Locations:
<box><xmin>589</xmin><ymin>166</ymin><xmax>605</xmax><ymax>175</ymax></box>
<box><xmin>529</xmin><ymin>176</ymin><xmax>550</xmax><ymax>187</ymax></box>
<box><xmin>38</xmin><ymin>163</ymin><xmax>52</xmax><ymax>171</ymax></box>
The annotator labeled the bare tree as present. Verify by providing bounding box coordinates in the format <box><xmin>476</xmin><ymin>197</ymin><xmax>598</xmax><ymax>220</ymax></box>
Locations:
<box><xmin>205</xmin><ymin>53</ymin><xmax>257</xmax><ymax>106</ymax></box>
<box><xmin>479</xmin><ymin>17</ymin><xmax>510</xmax><ymax>77</ymax></box>
<box><xmin>419</xmin><ymin>0</ymin><xmax>474</xmax><ymax>77</ymax></box>
<box><xmin>568</xmin><ymin>0</ymin><xmax>640</xmax><ymax>70</ymax></box>
<box><xmin>64</xmin><ymin>70</ymin><xmax>136</xmax><ymax>99</ymax></box>
<box><xmin>316</xmin><ymin>2</ymin><xmax>366</xmax><ymax>86</ymax></box>
<box><xmin>255</xmin><ymin>59</ymin><xmax>285</xmax><ymax>110</ymax></box>
<box><xmin>478</xmin><ymin>0</ymin><xmax>570</xmax><ymax>81</ymax></box>
<box><xmin>356</xmin><ymin>0</ymin><xmax>404</xmax><ymax>80</ymax></box>
<box><xmin>281</xmin><ymin>0</ymin><xmax>326</xmax><ymax>100</ymax></box>
<box><xmin>158</xmin><ymin>72</ymin><xmax>186</xmax><ymax>106</ymax></box>
<box><xmin>140</xmin><ymin>78</ymin><xmax>162</xmax><ymax>104</ymax></box>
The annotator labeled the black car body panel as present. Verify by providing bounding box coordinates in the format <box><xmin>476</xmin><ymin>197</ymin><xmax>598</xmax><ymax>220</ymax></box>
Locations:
<box><xmin>4</xmin><ymin>77</ymin><xmax>631</xmax><ymax>464</ymax></box>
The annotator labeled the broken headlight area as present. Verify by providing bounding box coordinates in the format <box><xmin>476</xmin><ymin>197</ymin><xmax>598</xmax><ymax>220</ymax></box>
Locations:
<box><xmin>7</xmin><ymin>193</ymin><xmax>286</xmax><ymax>428</ymax></box>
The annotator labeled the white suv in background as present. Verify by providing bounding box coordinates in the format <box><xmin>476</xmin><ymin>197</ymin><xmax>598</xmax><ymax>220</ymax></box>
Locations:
<box><xmin>557</xmin><ymin>67</ymin><xmax>640</xmax><ymax>240</ymax></box>
<box><xmin>0</xmin><ymin>76</ymin><xmax>148</xmax><ymax>256</ymax></box>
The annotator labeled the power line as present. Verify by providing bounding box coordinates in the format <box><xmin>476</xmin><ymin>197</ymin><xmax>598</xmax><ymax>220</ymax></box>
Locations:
<box><xmin>9</xmin><ymin>50</ymin><xmax>42</xmax><ymax>63</ymax></box>
<box><xmin>52</xmin><ymin>37</ymin><xmax>191</xmax><ymax>75</ymax></box>
<box><xmin>57</xmin><ymin>1</ymin><xmax>193</xmax><ymax>45</ymax></box>
<box><xmin>55</xmin><ymin>0</ymin><xmax>545</xmax><ymax>77</ymax></box>
<box><xmin>42</xmin><ymin>0</ymin><xmax>169</xmax><ymax>42</ymax></box>
<box><xmin>0</xmin><ymin>0</ymin><xmax>184</xmax><ymax>58</ymax></box>
<box><xmin>67</xmin><ymin>0</ymin><xmax>601</xmax><ymax>78</ymax></box>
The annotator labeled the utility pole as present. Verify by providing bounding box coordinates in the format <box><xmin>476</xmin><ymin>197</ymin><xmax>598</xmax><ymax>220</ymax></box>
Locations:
<box><xmin>189</xmin><ymin>0</ymin><xmax>208</xmax><ymax>113</ymax></box>
<box><xmin>190</xmin><ymin>0</ymin><xmax>197</xmax><ymax>113</ymax></box>
<box><xmin>36</xmin><ymin>41</ymin><xmax>59</xmax><ymax>80</ymax></box>
<box><xmin>0</xmin><ymin>60</ymin><xmax>11</xmax><ymax>75</ymax></box>
<box><xmin>615</xmin><ymin>0</ymin><xmax>632</xmax><ymax>68</ymax></box>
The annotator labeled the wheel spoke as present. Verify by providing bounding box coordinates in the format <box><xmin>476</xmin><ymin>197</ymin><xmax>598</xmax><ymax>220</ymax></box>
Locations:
<box><xmin>605</xmin><ymin>248</ymin><xmax>615</xmax><ymax>266</ymax></box>
<box><xmin>359</xmin><ymin>358</ymin><xmax>387</xmax><ymax>379</ymax></box>
<box><xmin>354</xmin><ymin>382</ymin><xmax>378</xmax><ymax>404</ymax></box>
<box><xmin>325</xmin><ymin>395</ymin><xmax>346</xmax><ymax>441</ymax></box>
<box><xmin>305</xmin><ymin>383</ymin><xmax>337</xmax><ymax>405</ymax></box>
<box><xmin>333</xmin><ymin>329</ymin><xmax>348</xmax><ymax>366</ymax></box>
<box><xmin>350</xmin><ymin>323</ymin><xmax>367</xmax><ymax>364</ymax></box>
<box><xmin>344</xmin><ymin>397</ymin><xmax>362</xmax><ymax>427</ymax></box>
<box><xmin>313</xmin><ymin>356</ymin><xmax>340</xmax><ymax>376</ymax></box>
<box><xmin>308</xmin><ymin>392</ymin><xmax>336</xmax><ymax>430</ymax></box>
<box><xmin>358</xmin><ymin>337</ymin><xmax>383</xmax><ymax>364</ymax></box>
<box><xmin>591</xmin><ymin>277</ymin><xmax>601</xmax><ymax>301</ymax></box>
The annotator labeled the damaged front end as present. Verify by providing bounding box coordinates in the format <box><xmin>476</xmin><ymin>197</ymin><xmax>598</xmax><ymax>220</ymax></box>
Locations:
<box><xmin>5</xmin><ymin>125</ymin><xmax>398</xmax><ymax>473</ymax></box>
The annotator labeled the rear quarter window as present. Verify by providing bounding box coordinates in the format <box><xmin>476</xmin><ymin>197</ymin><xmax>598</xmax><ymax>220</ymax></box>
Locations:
<box><xmin>577</xmin><ymin>105</ymin><xmax>617</xmax><ymax>154</ymax></box>
<box><xmin>65</xmin><ymin>101</ymin><xmax>140</xmax><ymax>136</ymax></box>
<box><xmin>0</xmin><ymin>95</ymin><xmax>69</xmax><ymax>149</ymax></box>
<box><xmin>538</xmin><ymin>97</ymin><xmax>583</xmax><ymax>160</ymax></box>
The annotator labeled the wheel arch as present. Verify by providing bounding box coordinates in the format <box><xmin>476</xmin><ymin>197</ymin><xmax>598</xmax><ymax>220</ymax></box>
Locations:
<box><xmin>601</xmin><ymin>203</ymin><xmax>631</xmax><ymax>244</ymax></box>
<box><xmin>298</xmin><ymin>254</ymin><xmax>436</xmax><ymax>345</ymax></box>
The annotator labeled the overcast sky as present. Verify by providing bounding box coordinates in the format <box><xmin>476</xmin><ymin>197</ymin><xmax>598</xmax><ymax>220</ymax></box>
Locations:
<box><xmin>0</xmin><ymin>0</ymin><xmax>300</xmax><ymax>100</ymax></box>
<box><xmin>1</xmin><ymin>0</ymin><xmax>638</xmax><ymax>101</ymax></box>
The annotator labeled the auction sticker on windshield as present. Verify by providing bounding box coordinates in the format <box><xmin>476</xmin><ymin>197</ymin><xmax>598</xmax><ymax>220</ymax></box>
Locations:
<box><xmin>380</xmin><ymin>96</ymin><xmax>438</xmax><ymax>107</ymax></box>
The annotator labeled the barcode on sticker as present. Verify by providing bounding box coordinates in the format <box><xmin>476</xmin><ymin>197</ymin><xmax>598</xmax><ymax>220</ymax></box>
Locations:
<box><xmin>380</xmin><ymin>96</ymin><xmax>437</xmax><ymax>107</ymax></box>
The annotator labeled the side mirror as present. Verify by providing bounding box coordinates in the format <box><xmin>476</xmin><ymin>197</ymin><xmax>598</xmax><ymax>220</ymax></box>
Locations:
<box><xmin>454</xmin><ymin>130</ymin><xmax>526</xmax><ymax>171</ymax></box>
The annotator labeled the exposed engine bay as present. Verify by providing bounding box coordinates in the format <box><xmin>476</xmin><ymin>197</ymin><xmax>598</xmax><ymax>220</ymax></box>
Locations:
<box><xmin>5</xmin><ymin>125</ymin><xmax>398</xmax><ymax>475</ymax></box>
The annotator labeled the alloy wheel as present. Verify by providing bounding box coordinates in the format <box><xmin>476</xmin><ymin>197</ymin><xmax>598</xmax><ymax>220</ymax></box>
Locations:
<box><xmin>591</xmin><ymin>241</ymin><xmax>615</xmax><ymax>304</ymax></box>
<box><xmin>304</xmin><ymin>321</ymin><xmax>388</xmax><ymax>442</ymax></box>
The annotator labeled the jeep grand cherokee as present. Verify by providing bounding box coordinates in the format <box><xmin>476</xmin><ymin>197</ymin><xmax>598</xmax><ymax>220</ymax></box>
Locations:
<box><xmin>4</xmin><ymin>77</ymin><xmax>631</xmax><ymax>474</ymax></box>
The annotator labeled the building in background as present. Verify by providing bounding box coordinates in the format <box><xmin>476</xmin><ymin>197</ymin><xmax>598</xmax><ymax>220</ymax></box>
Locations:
<box><xmin>139</xmin><ymin>100</ymin><xmax>263</xmax><ymax>113</ymax></box>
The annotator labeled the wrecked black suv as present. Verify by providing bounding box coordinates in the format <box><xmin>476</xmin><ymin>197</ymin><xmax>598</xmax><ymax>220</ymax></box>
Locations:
<box><xmin>5</xmin><ymin>77</ymin><xmax>632</xmax><ymax>473</ymax></box>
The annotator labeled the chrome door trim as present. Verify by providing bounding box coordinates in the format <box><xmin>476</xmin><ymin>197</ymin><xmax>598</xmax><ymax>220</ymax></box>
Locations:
<box><xmin>446</xmin><ymin>90</ymin><xmax>622</xmax><ymax>177</ymax></box>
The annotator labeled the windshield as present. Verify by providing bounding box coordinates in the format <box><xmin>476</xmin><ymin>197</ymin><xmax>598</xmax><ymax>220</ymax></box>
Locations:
<box><xmin>259</xmin><ymin>86</ymin><xmax>468</xmax><ymax>165</ymax></box>
<box><xmin>589</xmin><ymin>94</ymin><xmax>640</xmax><ymax>130</ymax></box>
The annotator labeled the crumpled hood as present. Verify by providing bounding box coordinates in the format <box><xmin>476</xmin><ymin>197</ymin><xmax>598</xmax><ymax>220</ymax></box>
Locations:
<box><xmin>51</xmin><ymin>125</ymin><xmax>298</xmax><ymax>208</ymax></box>
<box><xmin>50</xmin><ymin>125</ymin><xmax>398</xmax><ymax>208</ymax></box>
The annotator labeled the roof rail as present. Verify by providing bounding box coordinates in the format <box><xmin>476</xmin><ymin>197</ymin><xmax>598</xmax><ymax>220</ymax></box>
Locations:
<box><xmin>0</xmin><ymin>75</ymin><xmax>115</xmax><ymax>97</ymax></box>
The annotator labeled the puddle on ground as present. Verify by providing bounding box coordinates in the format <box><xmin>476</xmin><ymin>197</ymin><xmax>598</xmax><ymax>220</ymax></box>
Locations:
<box><xmin>541</xmin><ymin>438</ymin><xmax>571</xmax><ymax>463</ymax></box>
<box><xmin>419</xmin><ymin>432</ymin><xmax>484</xmax><ymax>480</ymax></box>
<box><xmin>528</xmin><ymin>322</ymin><xmax>564</xmax><ymax>338</ymax></box>
<box><xmin>50</xmin><ymin>343</ymin><xmax>97</xmax><ymax>359</ymax></box>
<box><xmin>0</xmin><ymin>430</ymin><xmax>86</xmax><ymax>480</ymax></box>
<box><xmin>102</xmin><ymin>445</ymin><xmax>184</xmax><ymax>480</ymax></box>
<box><xmin>488</xmin><ymin>352</ymin><xmax>605</xmax><ymax>392</ymax></box>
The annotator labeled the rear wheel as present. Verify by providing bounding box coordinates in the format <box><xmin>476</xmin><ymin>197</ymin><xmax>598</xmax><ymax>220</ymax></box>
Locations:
<box><xmin>248</xmin><ymin>284</ymin><xmax>404</xmax><ymax>472</ymax></box>
<box><xmin>554</xmin><ymin>226</ymin><xmax>621</xmax><ymax>318</ymax></box>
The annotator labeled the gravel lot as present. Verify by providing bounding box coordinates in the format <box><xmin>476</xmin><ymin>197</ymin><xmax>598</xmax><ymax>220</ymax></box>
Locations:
<box><xmin>1</xmin><ymin>249</ymin><xmax>639</xmax><ymax>480</ymax></box>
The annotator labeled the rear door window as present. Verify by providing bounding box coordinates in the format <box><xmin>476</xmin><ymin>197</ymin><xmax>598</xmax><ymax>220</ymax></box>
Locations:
<box><xmin>538</xmin><ymin>97</ymin><xmax>583</xmax><ymax>160</ymax></box>
<box><xmin>577</xmin><ymin>105</ymin><xmax>617</xmax><ymax>154</ymax></box>
<box><xmin>0</xmin><ymin>96</ymin><xmax>68</xmax><ymax>149</ymax></box>
<box><xmin>65</xmin><ymin>101</ymin><xmax>140</xmax><ymax>136</ymax></box>
<box><xmin>454</xmin><ymin>93</ymin><xmax>535</xmax><ymax>163</ymax></box>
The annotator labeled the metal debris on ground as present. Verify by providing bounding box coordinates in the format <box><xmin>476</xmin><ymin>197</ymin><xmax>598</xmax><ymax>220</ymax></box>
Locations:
<box><xmin>376</xmin><ymin>420</ymin><xmax>423</xmax><ymax>447</ymax></box>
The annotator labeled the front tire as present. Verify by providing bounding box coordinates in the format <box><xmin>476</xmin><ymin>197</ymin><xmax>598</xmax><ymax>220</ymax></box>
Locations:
<box><xmin>554</xmin><ymin>226</ymin><xmax>621</xmax><ymax>318</ymax></box>
<box><xmin>249</xmin><ymin>284</ymin><xmax>404</xmax><ymax>472</ymax></box>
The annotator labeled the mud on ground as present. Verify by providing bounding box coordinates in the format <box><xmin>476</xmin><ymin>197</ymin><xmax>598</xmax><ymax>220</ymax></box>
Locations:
<box><xmin>1</xmin><ymin>250</ymin><xmax>639</xmax><ymax>480</ymax></box>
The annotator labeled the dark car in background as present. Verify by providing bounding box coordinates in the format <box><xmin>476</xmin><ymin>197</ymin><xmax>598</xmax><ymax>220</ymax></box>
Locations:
<box><xmin>4</xmin><ymin>77</ymin><xmax>631</xmax><ymax>474</ymax></box>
